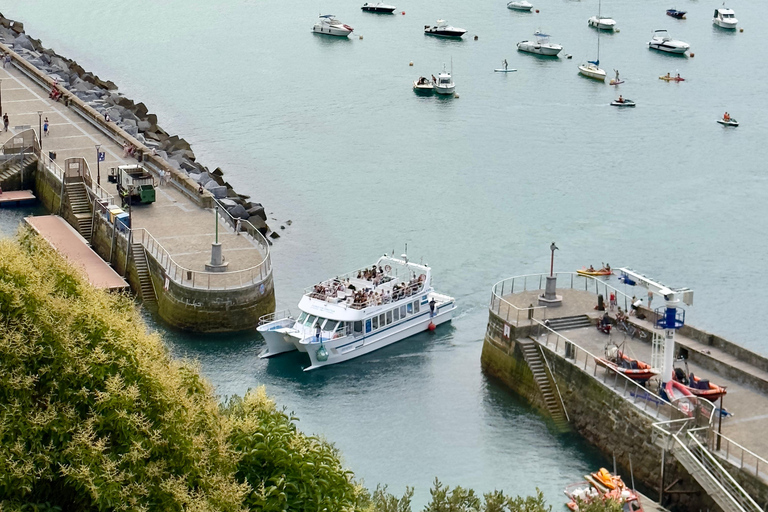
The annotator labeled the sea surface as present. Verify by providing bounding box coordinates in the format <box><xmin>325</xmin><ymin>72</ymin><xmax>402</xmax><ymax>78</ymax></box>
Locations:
<box><xmin>2</xmin><ymin>0</ymin><xmax>766</xmax><ymax>505</ymax></box>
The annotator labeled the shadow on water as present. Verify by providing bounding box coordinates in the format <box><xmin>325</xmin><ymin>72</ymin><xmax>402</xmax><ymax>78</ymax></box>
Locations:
<box><xmin>312</xmin><ymin>34</ymin><xmax>354</xmax><ymax>46</ymax></box>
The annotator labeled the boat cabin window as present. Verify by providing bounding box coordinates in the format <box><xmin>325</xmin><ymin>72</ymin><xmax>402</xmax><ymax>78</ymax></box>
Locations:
<box><xmin>372</xmin><ymin>316</ymin><xmax>379</xmax><ymax>330</ymax></box>
<box><xmin>365</xmin><ymin>319</ymin><xmax>372</xmax><ymax>333</ymax></box>
<box><xmin>393</xmin><ymin>308</ymin><xmax>400</xmax><ymax>321</ymax></box>
<box><xmin>323</xmin><ymin>319</ymin><xmax>338</xmax><ymax>332</ymax></box>
<box><xmin>386</xmin><ymin>311</ymin><xmax>393</xmax><ymax>325</ymax></box>
<box><xmin>354</xmin><ymin>321</ymin><xmax>363</xmax><ymax>333</ymax></box>
<box><xmin>723</xmin><ymin>12</ymin><xmax>734</xmax><ymax>18</ymax></box>
<box><xmin>304</xmin><ymin>314</ymin><xmax>318</xmax><ymax>327</ymax></box>
<box><xmin>379</xmin><ymin>314</ymin><xmax>385</xmax><ymax>327</ymax></box>
<box><xmin>297</xmin><ymin>312</ymin><xmax>308</xmax><ymax>323</ymax></box>
<box><xmin>400</xmin><ymin>305</ymin><xmax>407</xmax><ymax>318</ymax></box>
<box><xmin>413</xmin><ymin>301</ymin><xmax>420</xmax><ymax>313</ymax></box>
<box><xmin>407</xmin><ymin>302</ymin><xmax>413</xmax><ymax>315</ymax></box>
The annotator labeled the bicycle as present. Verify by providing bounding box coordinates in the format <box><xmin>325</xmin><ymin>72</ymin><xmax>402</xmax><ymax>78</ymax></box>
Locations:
<box><xmin>616</xmin><ymin>319</ymin><xmax>647</xmax><ymax>340</ymax></box>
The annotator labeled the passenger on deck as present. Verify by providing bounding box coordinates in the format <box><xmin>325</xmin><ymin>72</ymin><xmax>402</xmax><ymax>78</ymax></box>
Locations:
<box><xmin>588</xmin><ymin>264</ymin><xmax>595</xmax><ymax>271</ymax></box>
<box><xmin>723</xmin><ymin>112</ymin><xmax>731</xmax><ymax>121</ymax></box>
<box><xmin>357</xmin><ymin>271</ymin><xmax>362</xmax><ymax>279</ymax></box>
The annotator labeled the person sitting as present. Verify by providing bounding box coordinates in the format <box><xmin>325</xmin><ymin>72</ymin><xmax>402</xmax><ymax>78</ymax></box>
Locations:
<box><xmin>665</xmin><ymin>72</ymin><xmax>671</xmax><ymax>78</ymax></box>
<box><xmin>588</xmin><ymin>264</ymin><xmax>595</xmax><ymax>272</ymax></box>
<box><xmin>618</xmin><ymin>95</ymin><xmax>624</xmax><ymax>103</ymax></box>
<box><xmin>676</xmin><ymin>73</ymin><xmax>681</xmax><ymax>79</ymax></box>
<box><xmin>605</xmin><ymin>263</ymin><xmax>611</xmax><ymax>272</ymax></box>
<box><xmin>616</xmin><ymin>307</ymin><xmax>626</xmax><ymax>322</ymax></box>
<box><xmin>357</xmin><ymin>271</ymin><xmax>362</xmax><ymax>279</ymax></box>
<box><xmin>723</xmin><ymin>112</ymin><xmax>730</xmax><ymax>121</ymax></box>
<box><xmin>601</xmin><ymin>313</ymin><xmax>610</xmax><ymax>328</ymax></box>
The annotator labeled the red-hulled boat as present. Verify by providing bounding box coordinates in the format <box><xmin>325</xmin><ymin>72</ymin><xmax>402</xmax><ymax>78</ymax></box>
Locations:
<box><xmin>673</xmin><ymin>367</ymin><xmax>727</xmax><ymax>401</ymax></box>
<box><xmin>595</xmin><ymin>346</ymin><xmax>659</xmax><ymax>383</ymax></box>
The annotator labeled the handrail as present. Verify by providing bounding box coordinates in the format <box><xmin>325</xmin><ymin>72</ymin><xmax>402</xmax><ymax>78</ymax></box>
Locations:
<box><xmin>538</xmin><ymin>343</ymin><xmax>570</xmax><ymax>423</ymax></box>
<box><xmin>213</xmin><ymin>197</ymin><xmax>271</xmax><ymax>271</ymax></box>
<box><xmin>711</xmin><ymin>431</ymin><xmax>768</xmax><ymax>481</ymax></box>
<box><xmin>259</xmin><ymin>309</ymin><xmax>294</xmax><ymax>325</ymax></box>
<box><xmin>532</xmin><ymin>318</ymin><xmax>717</xmax><ymax>426</ymax></box>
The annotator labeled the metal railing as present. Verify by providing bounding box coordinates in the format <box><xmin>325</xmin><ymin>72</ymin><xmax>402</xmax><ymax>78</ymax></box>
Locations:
<box><xmin>532</xmin><ymin>319</ymin><xmax>717</xmax><ymax>425</ymax></box>
<box><xmin>258</xmin><ymin>309</ymin><xmax>294</xmax><ymax>326</ymax></box>
<box><xmin>538</xmin><ymin>344</ymin><xmax>570</xmax><ymax>423</ymax></box>
<box><xmin>711</xmin><ymin>431</ymin><xmax>768</xmax><ymax>482</ymax></box>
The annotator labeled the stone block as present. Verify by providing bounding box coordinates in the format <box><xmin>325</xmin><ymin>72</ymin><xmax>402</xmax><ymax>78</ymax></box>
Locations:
<box><xmin>137</xmin><ymin>120</ymin><xmax>151</xmax><ymax>132</ymax></box>
<box><xmin>219</xmin><ymin>198</ymin><xmax>237</xmax><ymax>208</ymax></box>
<box><xmin>246</xmin><ymin>204</ymin><xmax>266</xmax><ymax>221</ymax></box>
<box><xmin>229</xmin><ymin>204</ymin><xmax>249</xmax><ymax>219</ymax></box>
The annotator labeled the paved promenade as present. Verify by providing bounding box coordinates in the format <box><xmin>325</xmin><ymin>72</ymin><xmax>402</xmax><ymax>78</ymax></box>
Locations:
<box><xmin>0</xmin><ymin>61</ymin><xmax>265</xmax><ymax>277</ymax></box>
<box><xmin>501</xmin><ymin>289</ymin><xmax>768</xmax><ymax>465</ymax></box>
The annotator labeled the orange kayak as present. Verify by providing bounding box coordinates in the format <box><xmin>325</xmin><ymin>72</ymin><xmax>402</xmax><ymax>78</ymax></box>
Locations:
<box><xmin>577</xmin><ymin>268</ymin><xmax>613</xmax><ymax>276</ymax></box>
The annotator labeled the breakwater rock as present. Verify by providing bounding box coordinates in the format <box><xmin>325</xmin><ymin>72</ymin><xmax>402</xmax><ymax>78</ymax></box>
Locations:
<box><xmin>0</xmin><ymin>13</ymin><xmax>270</xmax><ymax>235</ymax></box>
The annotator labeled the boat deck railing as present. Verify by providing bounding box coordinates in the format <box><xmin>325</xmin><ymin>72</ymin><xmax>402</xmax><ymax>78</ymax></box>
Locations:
<box><xmin>307</xmin><ymin>280</ymin><xmax>425</xmax><ymax>310</ymax></box>
<box><xmin>531</xmin><ymin>319</ymin><xmax>717</xmax><ymax>426</ymax></box>
<box><xmin>489</xmin><ymin>272</ymin><xmax>636</xmax><ymax>326</ymax></box>
<box><xmin>259</xmin><ymin>309</ymin><xmax>294</xmax><ymax>326</ymax></box>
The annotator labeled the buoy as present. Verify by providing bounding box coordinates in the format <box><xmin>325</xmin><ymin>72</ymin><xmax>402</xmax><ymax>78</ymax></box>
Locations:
<box><xmin>690</xmin><ymin>52</ymin><xmax>694</xmax><ymax>57</ymax></box>
<box><xmin>615</xmin><ymin>29</ymin><xmax>620</xmax><ymax>33</ymax></box>
<box><xmin>739</xmin><ymin>28</ymin><xmax>743</xmax><ymax>32</ymax></box>
<box><xmin>535</xmin><ymin>9</ymin><xmax>540</xmax><ymax>13</ymax></box>
<box><xmin>428</xmin><ymin>322</ymin><xmax>436</xmax><ymax>331</ymax></box>
<box><xmin>359</xmin><ymin>35</ymin><xmax>363</xmax><ymax>40</ymax></box>
<box><xmin>454</xmin><ymin>93</ymin><xmax>460</xmax><ymax>98</ymax></box>
<box><xmin>401</xmin><ymin>11</ymin><xmax>405</xmax><ymax>15</ymax></box>
<box><xmin>474</xmin><ymin>35</ymin><xmax>478</xmax><ymax>40</ymax></box>
<box><xmin>409</xmin><ymin>61</ymin><xmax>413</xmax><ymax>66</ymax></box>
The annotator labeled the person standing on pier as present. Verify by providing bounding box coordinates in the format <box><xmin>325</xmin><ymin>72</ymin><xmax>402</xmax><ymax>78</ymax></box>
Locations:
<box><xmin>43</xmin><ymin>117</ymin><xmax>49</xmax><ymax>136</ymax></box>
<box><xmin>647</xmin><ymin>290</ymin><xmax>653</xmax><ymax>309</ymax></box>
<box><xmin>3</xmin><ymin>113</ymin><xmax>8</xmax><ymax>132</ymax></box>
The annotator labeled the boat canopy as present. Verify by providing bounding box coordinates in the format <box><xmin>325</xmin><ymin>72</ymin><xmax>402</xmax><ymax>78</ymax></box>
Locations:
<box><xmin>588</xmin><ymin>59</ymin><xmax>600</xmax><ymax>65</ymax></box>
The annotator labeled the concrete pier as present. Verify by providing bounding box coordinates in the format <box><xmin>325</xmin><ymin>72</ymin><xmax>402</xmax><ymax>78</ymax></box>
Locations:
<box><xmin>0</xmin><ymin>189</ymin><xmax>34</xmax><ymax>206</ymax></box>
<box><xmin>0</xmin><ymin>42</ymin><xmax>274</xmax><ymax>331</ymax></box>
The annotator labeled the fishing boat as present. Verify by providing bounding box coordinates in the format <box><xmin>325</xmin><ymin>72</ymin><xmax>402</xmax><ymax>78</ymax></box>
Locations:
<box><xmin>424</xmin><ymin>20</ymin><xmax>467</xmax><ymax>38</ymax></box>
<box><xmin>312</xmin><ymin>15</ymin><xmax>354</xmax><ymax>37</ymax></box>
<box><xmin>661</xmin><ymin>380</ymin><xmax>698</xmax><ymax>416</ymax></box>
<box><xmin>717</xmin><ymin>116</ymin><xmax>738</xmax><ymax>127</ymax></box>
<box><xmin>713</xmin><ymin>7</ymin><xmax>738</xmax><ymax>29</ymax></box>
<box><xmin>361</xmin><ymin>2</ymin><xmax>397</xmax><ymax>13</ymax></box>
<box><xmin>579</xmin><ymin>27</ymin><xmax>606</xmax><ymax>80</ymax></box>
<box><xmin>611</xmin><ymin>97</ymin><xmax>636</xmax><ymax>107</ymax></box>
<box><xmin>659</xmin><ymin>74</ymin><xmax>685</xmax><ymax>81</ymax></box>
<box><xmin>609</xmin><ymin>69</ymin><xmax>624</xmax><ymax>85</ymax></box>
<box><xmin>517</xmin><ymin>31</ymin><xmax>563</xmax><ymax>56</ymax></box>
<box><xmin>673</xmin><ymin>366</ymin><xmax>727</xmax><ymax>401</ymax></box>
<box><xmin>595</xmin><ymin>345</ymin><xmax>659</xmax><ymax>383</ymax></box>
<box><xmin>577</xmin><ymin>266</ymin><xmax>612</xmax><ymax>276</ymax></box>
<box><xmin>647</xmin><ymin>30</ymin><xmax>690</xmax><ymax>54</ymax></box>
<box><xmin>434</xmin><ymin>66</ymin><xmax>456</xmax><ymax>95</ymax></box>
<box><xmin>666</xmin><ymin>9</ymin><xmax>686</xmax><ymax>19</ymax></box>
<box><xmin>257</xmin><ymin>253</ymin><xmax>456</xmax><ymax>370</ymax></box>
<box><xmin>413</xmin><ymin>76</ymin><xmax>434</xmax><ymax>94</ymax></box>
<box><xmin>507</xmin><ymin>0</ymin><xmax>534</xmax><ymax>11</ymax></box>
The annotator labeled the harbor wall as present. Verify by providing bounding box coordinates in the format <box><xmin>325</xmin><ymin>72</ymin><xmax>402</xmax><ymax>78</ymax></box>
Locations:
<box><xmin>481</xmin><ymin>313</ymin><xmax>716</xmax><ymax>511</ymax></box>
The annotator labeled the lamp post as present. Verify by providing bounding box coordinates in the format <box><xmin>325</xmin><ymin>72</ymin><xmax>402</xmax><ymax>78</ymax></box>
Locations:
<box><xmin>37</xmin><ymin>111</ymin><xmax>43</xmax><ymax>153</ymax></box>
<box><xmin>95</xmin><ymin>144</ymin><xmax>101</xmax><ymax>186</ymax></box>
<box><xmin>549</xmin><ymin>242</ymin><xmax>558</xmax><ymax>277</ymax></box>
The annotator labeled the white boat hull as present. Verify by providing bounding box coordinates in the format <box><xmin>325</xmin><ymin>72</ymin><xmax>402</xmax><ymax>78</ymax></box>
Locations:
<box><xmin>258</xmin><ymin>319</ymin><xmax>301</xmax><ymax>358</ymax></box>
<box><xmin>312</xmin><ymin>22</ymin><xmax>353</xmax><ymax>37</ymax></box>
<box><xmin>434</xmin><ymin>85</ymin><xmax>455</xmax><ymax>95</ymax></box>
<box><xmin>517</xmin><ymin>41</ymin><xmax>563</xmax><ymax>56</ymax></box>
<box><xmin>302</xmin><ymin>301</ymin><xmax>456</xmax><ymax>371</ymax></box>
<box><xmin>413</xmin><ymin>82</ymin><xmax>434</xmax><ymax>94</ymax></box>
<box><xmin>578</xmin><ymin>64</ymin><xmax>606</xmax><ymax>80</ymax></box>
<box><xmin>588</xmin><ymin>17</ymin><xmax>616</xmax><ymax>31</ymax></box>
<box><xmin>507</xmin><ymin>1</ymin><xmax>533</xmax><ymax>11</ymax></box>
<box><xmin>648</xmin><ymin>42</ymin><xmax>688</xmax><ymax>54</ymax></box>
<box><xmin>713</xmin><ymin>19</ymin><xmax>738</xmax><ymax>29</ymax></box>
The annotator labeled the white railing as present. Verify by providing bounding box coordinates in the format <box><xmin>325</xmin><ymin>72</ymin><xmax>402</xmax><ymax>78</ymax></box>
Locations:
<box><xmin>213</xmin><ymin>198</ymin><xmax>271</xmax><ymax>265</ymax></box>
<box><xmin>131</xmin><ymin>227</ymin><xmax>272</xmax><ymax>291</ymax></box>
<box><xmin>533</xmin><ymin>319</ymin><xmax>717</xmax><ymax>426</ymax></box>
<box><xmin>259</xmin><ymin>309</ymin><xmax>293</xmax><ymax>325</ymax></box>
<box><xmin>712</xmin><ymin>431</ymin><xmax>768</xmax><ymax>482</ymax></box>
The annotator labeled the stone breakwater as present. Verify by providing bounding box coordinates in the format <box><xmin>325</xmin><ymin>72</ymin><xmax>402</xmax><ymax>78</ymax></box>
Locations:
<box><xmin>0</xmin><ymin>13</ymin><xmax>272</xmax><ymax>236</ymax></box>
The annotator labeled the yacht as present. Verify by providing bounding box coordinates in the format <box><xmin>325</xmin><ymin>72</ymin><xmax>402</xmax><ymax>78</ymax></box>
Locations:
<box><xmin>713</xmin><ymin>7</ymin><xmax>738</xmax><ymax>29</ymax></box>
<box><xmin>413</xmin><ymin>76</ymin><xmax>434</xmax><ymax>94</ymax></box>
<box><xmin>517</xmin><ymin>32</ymin><xmax>563</xmax><ymax>56</ymax></box>
<box><xmin>312</xmin><ymin>15</ymin><xmax>354</xmax><ymax>37</ymax></box>
<box><xmin>361</xmin><ymin>2</ymin><xmax>397</xmax><ymax>13</ymax></box>
<box><xmin>647</xmin><ymin>30</ymin><xmax>690</xmax><ymax>54</ymax></box>
<box><xmin>507</xmin><ymin>1</ymin><xmax>534</xmax><ymax>11</ymax></box>
<box><xmin>588</xmin><ymin>16</ymin><xmax>616</xmax><ymax>31</ymax></box>
<box><xmin>433</xmin><ymin>67</ymin><xmax>456</xmax><ymax>95</ymax></box>
<box><xmin>424</xmin><ymin>20</ymin><xmax>467</xmax><ymax>38</ymax></box>
<box><xmin>257</xmin><ymin>254</ymin><xmax>456</xmax><ymax>370</ymax></box>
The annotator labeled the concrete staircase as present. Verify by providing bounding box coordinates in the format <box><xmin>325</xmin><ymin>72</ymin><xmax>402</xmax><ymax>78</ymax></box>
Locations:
<box><xmin>131</xmin><ymin>242</ymin><xmax>157</xmax><ymax>308</ymax></box>
<box><xmin>0</xmin><ymin>154</ymin><xmax>35</xmax><ymax>188</ymax></box>
<box><xmin>546</xmin><ymin>315</ymin><xmax>592</xmax><ymax>332</ymax></box>
<box><xmin>519</xmin><ymin>338</ymin><xmax>569</xmax><ymax>430</ymax></box>
<box><xmin>670</xmin><ymin>434</ymin><xmax>761</xmax><ymax>512</ymax></box>
<box><xmin>65</xmin><ymin>182</ymin><xmax>93</xmax><ymax>243</ymax></box>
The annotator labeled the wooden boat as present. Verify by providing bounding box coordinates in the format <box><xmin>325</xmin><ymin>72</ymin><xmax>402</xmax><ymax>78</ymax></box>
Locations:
<box><xmin>595</xmin><ymin>347</ymin><xmax>659</xmax><ymax>383</ymax></box>
<box><xmin>659</xmin><ymin>74</ymin><xmax>685</xmax><ymax>82</ymax></box>
<box><xmin>577</xmin><ymin>267</ymin><xmax>613</xmax><ymax>276</ymax></box>
<box><xmin>673</xmin><ymin>367</ymin><xmax>727</xmax><ymax>401</ymax></box>
<box><xmin>666</xmin><ymin>9</ymin><xmax>686</xmax><ymax>19</ymax></box>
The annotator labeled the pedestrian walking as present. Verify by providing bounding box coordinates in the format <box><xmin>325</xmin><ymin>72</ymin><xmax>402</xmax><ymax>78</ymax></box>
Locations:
<box><xmin>609</xmin><ymin>292</ymin><xmax>616</xmax><ymax>311</ymax></box>
<box><xmin>43</xmin><ymin>117</ymin><xmax>49</xmax><ymax>136</ymax></box>
<box><xmin>3</xmin><ymin>113</ymin><xmax>9</xmax><ymax>132</ymax></box>
<box><xmin>235</xmin><ymin>217</ymin><xmax>242</xmax><ymax>235</ymax></box>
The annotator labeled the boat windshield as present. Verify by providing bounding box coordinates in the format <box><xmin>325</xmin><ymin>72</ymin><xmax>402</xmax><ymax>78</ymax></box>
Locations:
<box><xmin>722</xmin><ymin>13</ymin><xmax>734</xmax><ymax>18</ymax></box>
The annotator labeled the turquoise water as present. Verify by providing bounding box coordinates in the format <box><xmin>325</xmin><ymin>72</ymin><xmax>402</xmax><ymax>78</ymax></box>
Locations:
<box><xmin>2</xmin><ymin>0</ymin><xmax>767</xmax><ymax>504</ymax></box>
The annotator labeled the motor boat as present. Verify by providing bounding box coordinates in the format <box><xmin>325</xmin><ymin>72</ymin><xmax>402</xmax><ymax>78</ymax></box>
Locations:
<box><xmin>413</xmin><ymin>76</ymin><xmax>434</xmax><ymax>94</ymax></box>
<box><xmin>312</xmin><ymin>15</ymin><xmax>354</xmax><ymax>37</ymax></box>
<box><xmin>588</xmin><ymin>16</ymin><xmax>616</xmax><ymax>31</ymax></box>
<box><xmin>661</xmin><ymin>380</ymin><xmax>698</xmax><ymax>416</ymax></box>
<box><xmin>361</xmin><ymin>2</ymin><xmax>397</xmax><ymax>13</ymax></box>
<box><xmin>507</xmin><ymin>1</ymin><xmax>533</xmax><ymax>11</ymax></box>
<box><xmin>424</xmin><ymin>20</ymin><xmax>467</xmax><ymax>38</ymax></box>
<box><xmin>666</xmin><ymin>9</ymin><xmax>686</xmax><ymax>19</ymax></box>
<box><xmin>578</xmin><ymin>61</ymin><xmax>606</xmax><ymax>80</ymax></box>
<box><xmin>659</xmin><ymin>73</ymin><xmax>685</xmax><ymax>81</ymax></box>
<box><xmin>257</xmin><ymin>253</ymin><xmax>456</xmax><ymax>370</ymax></box>
<box><xmin>717</xmin><ymin>116</ymin><xmax>738</xmax><ymax>127</ymax></box>
<box><xmin>673</xmin><ymin>365</ymin><xmax>727</xmax><ymax>401</ymax></box>
<box><xmin>611</xmin><ymin>97</ymin><xmax>636</xmax><ymax>107</ymax></box>
<box><xmin>433</xmin><ymin>67</ymin><xmax>455</xmax><ymax>95</ymax></box>
<box><xmin>595</xmin><ymin>345</ymin><xmax>658</xmax><ymax>383</ymax></box>
<box><xmin>648</xmin><ymin>30</ymin><xmax>690</xmax><ymax>54</ymax></box>
<box><xmin>713</xmin><ymin>7</ymin><xmax>738</xmax><ymax>29</ymax></box>
<box><xmin>517</xmin><ymin>31</ymin><xmax>563</xmax><ymax>56</ymax></box>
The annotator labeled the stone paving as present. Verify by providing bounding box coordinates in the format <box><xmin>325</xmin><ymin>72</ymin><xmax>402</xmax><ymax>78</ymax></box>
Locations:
<box><xmin>502</xmin><ymin>288</ymin><xmax>768</xmax><ymax>464</ymax></box>
<box><xmin>0</xmin><ymin>61</ymin><xmax>265</xmax><ymax>276</ymax></box>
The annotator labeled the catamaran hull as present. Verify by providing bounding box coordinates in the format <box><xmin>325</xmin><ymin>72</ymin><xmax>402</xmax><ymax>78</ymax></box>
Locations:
<box><xmin>302</xmin><ymin>302</ymin><xmax>456</xmax><ymax>371</ymax></box>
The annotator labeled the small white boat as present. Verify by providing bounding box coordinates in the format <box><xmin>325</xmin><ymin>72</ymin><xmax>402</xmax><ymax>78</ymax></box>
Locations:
<box><xmin>517</xmin><ymin>32</ymin><xmax>563</xmax><ymax>56</ymax></box>
<box><xmin>507</xmin><ymin>1</ymin><xmax>534</xmax><ymax>11</ymax></box>
<box><xmin>579</xmin><ymin>62</ymin><xmax>606</xmax><ymax>80</ymax></box>
<box><xmin>713</xmin><ymin>7</ymin><xmax>738</xmax><ymax>29</ymax></box>
<box><xmin>611</xmin><ymin>98</ymin><xmax>636</xmax><ymax>107</ymax></box>
<box><xmin>648</xmin><ymin>30</ymin><xmax>690</xmax><ymax>54</ymax></box>
<box><xmin>434</xmin><ymin>67</ymin><xmax>455</xmax><ymax>95</ymax></box>
<box><xmin>257</xmin><ymin>253</ymin><xmax>456</xmax><ymax>370</ymax></box>
<box><xmin>588</xmin><ymin>16</ymin><xmax>616</xmax><ymax>31</ymax></box>
<box><xmin>361</xmin><ymin>2</ymin><xmax>397</xmax><ymax>13</ymax></box>
<box><xmin>717</xmin><ymin>116</ymin><xmax>738</xmax><ymax>127</ymax></box>
<box><xmin>424</xmin><ymin>19</ymin><xmax>467</xmax><ymax>38</ymax></box>
<box><xmin>312</xmin><ymin>15</ymin><xmax>354</xmax><ymax>37</ymax></box>
<box><xmin>413</xmin><ymin>76</ymin><xmax>434</xmax><ymax>94</ymax></box>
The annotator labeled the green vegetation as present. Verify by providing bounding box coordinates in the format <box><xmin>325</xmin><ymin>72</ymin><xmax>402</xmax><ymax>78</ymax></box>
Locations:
<box><xmin>0</xmin><ymin>232</ymin><xmax>621</xmax><ymax>512</ymax></box>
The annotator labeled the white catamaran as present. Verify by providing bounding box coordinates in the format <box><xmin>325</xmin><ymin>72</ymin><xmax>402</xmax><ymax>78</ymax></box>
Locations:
<box><xmin>257</xmin><ymin>253</ymin><xmax>456</xmax><ymax>370</ymax></box>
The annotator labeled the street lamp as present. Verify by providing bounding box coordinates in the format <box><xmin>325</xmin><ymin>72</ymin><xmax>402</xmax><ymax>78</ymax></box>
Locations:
<box><xmin>37</xmin><ymin>111</ymin><xmax>43</xmax><ymax>153</ymax></box>
<box><xmin>95</xmin><ymin>144</ymin><xmax>102</xmax><ymax>186</ymax></box>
